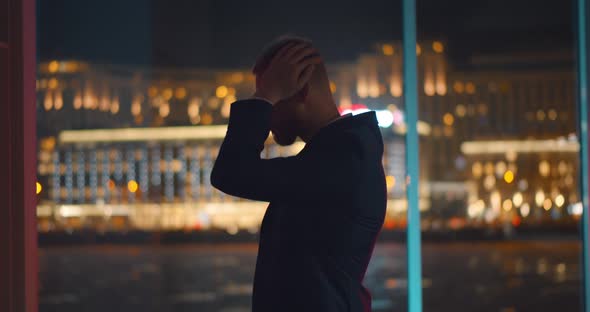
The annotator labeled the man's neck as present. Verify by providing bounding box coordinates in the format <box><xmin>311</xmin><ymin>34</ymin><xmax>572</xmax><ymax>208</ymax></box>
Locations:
<box><xmin>301</xmin><ymin>105</ymin><xmax>343</xmax><ymax>142</ymax></box>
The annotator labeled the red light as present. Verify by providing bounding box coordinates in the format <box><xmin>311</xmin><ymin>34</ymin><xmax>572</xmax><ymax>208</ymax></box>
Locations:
<box><xmin>193</xmin><ymin>222</ymin><xmax>202</xmax><ymax>231</ymax></box>
<box><xmin>511</xmin><ymin>216</ymin><xmax>522</xmax><ymax>227</ymax></box>
<box><xmin>338</xmin><ymin>104</ymin><xmax>369</xmax><ymax>115</ymax></box>
<box><xmin>384</xmin><ymin>219</ymin><xmax>396</xmax><ymax>229</ymax></box>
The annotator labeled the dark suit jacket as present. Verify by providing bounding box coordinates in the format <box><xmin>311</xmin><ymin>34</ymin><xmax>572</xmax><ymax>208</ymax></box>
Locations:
<box><xmin>211</xmin><ymin>99</ymin><xmax>387</xmax><ymax>312</ymax></box>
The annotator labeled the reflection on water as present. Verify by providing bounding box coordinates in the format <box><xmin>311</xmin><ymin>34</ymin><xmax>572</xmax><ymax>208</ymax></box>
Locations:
<box><xmin>39</xmin><ymin>241</ymin><xmax>581</xmax><ymax>312</ymax></box>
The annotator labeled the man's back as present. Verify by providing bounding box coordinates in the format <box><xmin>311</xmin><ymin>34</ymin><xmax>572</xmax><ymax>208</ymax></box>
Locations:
<box><xmin>211</xmin><ymin>99</ymin><xmax>386</xmax><ymax>312</ymax></box>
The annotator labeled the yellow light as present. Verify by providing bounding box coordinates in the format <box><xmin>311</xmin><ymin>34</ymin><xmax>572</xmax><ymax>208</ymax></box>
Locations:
<box><xmin>483</xmin><ymin>175</ymin><xmax>496</xmax><ymax>190</ymax></box>
<box><xmin>506</xmin><ymin>150</ymin><xmax>518</xmax><ymax>162</ymax></box>
<box><xmin>59</xmin><ymin>125</ymin><xmax>230</xmax><ymax>143</ymax></box>
<box><xmin>40</xmin><ymin>137</ymin><xmax>56</xmax><ymax>150</ymax></box>
<box><xmin>520</xmin><ymin>203</ymin><xmax>531</xmax><ymax>217</ymax></box>
<box><xmin>453</xmin><ymin>81</ymin><xmax>464</xmax><ymax>94</ymax></box>
<box><xmin>456</xmin><ymin>104</ymin><xmax>467</xmax><ymax>117</ymax></box>
<box><xmin>424</xmin><ymin>80</ymin><xmax>435</xmax><ymax>96</ymax></box>
<box><xmin>127</xmin><ymin>180</ymin><xmax>139</xmax><ymax>193</ymax></box>
<box><xmin>484</xmin><ymin>162</ymin><xmax>494</xmax><ymax>175</ymax></box>
<box><xmin>465</xmin><ymin>82</ymin><xmax>476</xmax><ymax>94</ymax></box>
<box><xmin>222</xmin><ymin>95</ymin><xmax>236</xmax><ymax>118</ymax></box>
<box><xmin>386</xmin><ymin>175</ymin><xmax>396</xmax><ymax>190</ymax></box>
<box><xmin>110</xmin><ymin>97</ymin><xmax>120</xmax><ymax>114</ymax></box>
<box><xmin>432</xmin><ymin>41</ymin><xmax>444</xmax><ymax>53</ymax></box>
<box><xmin>548</xmin><ymin>109</ymin><xmax>558</xmax><ymax>121</ymax></box>
<box><xmin>216</xmin><ymin>85</ymin><xmax>229</xmax><ymax>98</ymax></box>
<box><xmin>357</xmin><ymin>78</ymin><xmax>368</xmax><ymax>98</ymax></box>
<box><xmin>513</xmin><ymin>192</ymin><xmax>523</xmax><ymax>207</ymax></box>
<box><xmin>190</xmin><ymin>116</ymin><xmax>201</xmax><ymax>125</ymax></box>
<box><xmin>99</xmin><ymin>95</ymin><xmax>110</xmax><ymax>112</ymax></box>
<box><xmin>503</xmin><ymin>170</ymin><xmax>515</xmax><ymax>183</ymax></box>
<box><xmin>48</xmin><ymin>78</ymin><xmax>59</xmax><ymax>89</ymax></box>
<box><xmin>159</xmin><ymin>102</ymin><xmax>170</xmax><ymax>118</ymax></box>
<box><xmin>535</xmin><ymin>190</ymin><xmax>545</xmax><ymax>207</ymax></box>
<box><xmin>382</xmin><ymin>44</ymin><xmax>394</xmax><ymax>56</ymax></box>
<box><xmin>436</xmin><ymin>81</ymin><xmax>447</xmax><ymax>96</ymax></box>
<box><xmin>201</xmin><ymin>113</ymin><xmax>213</xmax><ymax>125</ymax></box>
<box><xmin>461</xmin><ymin>140</ymin><xmax>580</xmax><ymax>155</ymax></box>
<box><xmin>390</xmin><ymin>79</ymin><xmax>402</xmax><ymax>97</ymax></box>
<box><xmin>369</xmin><ymin>82</ymin><xmax>380</xmax><ymax>98</ymax></box>
<box><xmin>208</xmin><ymin>97</ymin><xmax>220</xmax><ymax>109</ymax></box>
<box><xmin>148</xmin><ymin>86</ymin><xmax>158</xmax><ymax>98</ymax></box>
<box><xmin>536</xmin><ymin>109</ymin><xmax>546</xmax><ymax>121</ymax></box>
<box><xmin>44</xmin><ymin>91</ymin><xmax>53</xmax><ymax>111</ymax></box>
<box><xmin>175</xmin><ymin>87</ymin><xmax>187</xmax><ymax>99</ymax></box>
<box><xmin>472</xmin><ymin>162</ymin><xmax>483</xmax><ymax>178</ymax></box>
<box><xmin>131</xmin><ymin>96</ymin><xmax>142</xmax><ymax>116</ymax></box>
<box><xmin>543</xmin><ymin>198</ymin><xmax>552</xmax><ymax>210</ymax></box>
<box><xmin>231</xmin><ymin>72</ymin><xmax>244</xmax><ymax>83</ymax></box>
<box><xmin>558</xmin><ymin>161</ymin><xmax>568</xmax><ymax>176</ymax></box>
<box><xmin>539</xmin><ymin>160</ymin><xmax>550</xmax><ymax>177</ymax></box>
<box><xmin>73</xmin><ymin>92</ymin><xmax>82</xmax><ymax>110</ymax></box>
<box><xmin>490</xmin><ymin>191</ymin><xmax>501</xmax><ymax>211</ymax></box>
<box><xmin>443</xmin><ymin>113</ymin><xmax>454</xmax><ymax>126</ymax></box>
<box><xmin>162</xmin><ymin>88</ymin><xmax>173</xmax><ymax>100</ymax></box>
<box><xmin>188</xmin><ymin>98</ymin><xmax>201</xmax><ymax>118</ymax></box>
<box><xmin>54</xmin><ymin>91</ymin><xmax>63</xmax><ymax>110</ymax></box>
<box><xmin>329</xmin><ymin>81</ymin><xmax>337</xmax><ymax>94</ymax></box>
<box><xmin>36</xmin><ymin>182</ymin><xmax>42</xmax><ymax>195</ymax></box>
<box><xmin>502</xmin><ymin>199</ymin><xmax>513</xmax><ymax>212</ymax></box>
<box><xmin>555</xmin><ymin>194</ymin><xmax>565</xmax><ymax>207</ymax></box>
<box><xmin>416</xmin><ymin>44</ymin><xmax>422</xmax><ymax>55</ymax></box>
<box><xmin>48</xmin><ymin>61</ymin><xmax>59</xmax><ymax>73</ymax></box>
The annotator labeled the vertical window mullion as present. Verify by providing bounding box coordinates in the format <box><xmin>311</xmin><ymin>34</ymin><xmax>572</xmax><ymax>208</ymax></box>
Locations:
<box><xmin>402</xmin><ymin>0</ymin><xmax>423</xmax><ymax>311</ymax></box>
<box><xmin>577</xmin><ymin>0</ymin><xmax>590</xmax><ymax>311</ymax></box>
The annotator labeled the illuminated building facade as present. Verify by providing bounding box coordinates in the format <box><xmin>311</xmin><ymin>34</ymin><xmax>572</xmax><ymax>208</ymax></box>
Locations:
<box><xmin>35</xmin><ymin>41</ymin><xmax>580</xmax><ymax>233</ymax></box>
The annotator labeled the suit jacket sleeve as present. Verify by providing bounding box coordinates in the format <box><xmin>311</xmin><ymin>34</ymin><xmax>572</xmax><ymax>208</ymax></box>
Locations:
<box><xmin>210</xmin><ymin>99</ymin><xmax>363</xmax><ymax>202</ymax></box>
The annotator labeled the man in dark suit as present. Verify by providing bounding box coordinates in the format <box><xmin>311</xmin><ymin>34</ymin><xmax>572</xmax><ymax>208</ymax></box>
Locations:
<box><xmin>211</xmin><ymin>35</ymin><xmax>387</xmax><ymax>312</ymax></box>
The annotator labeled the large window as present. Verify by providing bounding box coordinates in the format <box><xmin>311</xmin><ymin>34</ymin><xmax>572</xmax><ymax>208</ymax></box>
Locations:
<box><xmin>34</xmin><ymin>0</ymin><xmax>588</xmax><ymax>311</ymax></box>
<box><xmin>416</xmin><ymin>0</ymin><xmax>583</xmax><ymax>311</ymax></box>
<box><xmin>36</xmin><ymin>1</ymin><xmax>408</xmax><ymax>311</ymax></box>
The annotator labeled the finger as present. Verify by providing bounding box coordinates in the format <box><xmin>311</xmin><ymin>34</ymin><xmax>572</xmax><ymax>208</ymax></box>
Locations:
<box><xmin>266</xmin><ymin>43</ymin><xmax>296</xmax><ymax>68</ymax></box>
<box><xmin>290</xmin><ymin>47</ymin><xmax>318</xmax><ymax>64</ymax></box>
<box><xmin>283</xmin><ymin>42</ymin><xmax>309</xmax><ymax>60</ymax></box>
<box><xmin>296</xmin><ymin>55</ymin><xmax>322</xmax><ymax>72</ymax></box>
<box><xmin>274</xmin><ymin>42</ymin><xmax>299</xmax><ymax>61</ymax></box>
<box><xmin>297</xmin><ymin>64</ymin><xmax>316</xmax><ymax>89</ymax></box>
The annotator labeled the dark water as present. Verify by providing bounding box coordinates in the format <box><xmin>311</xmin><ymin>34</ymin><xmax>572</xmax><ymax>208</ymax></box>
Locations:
<box><xmin>39</xmin><ymin>241</ymin><xmax>581</xmax><ymax>312</ymax></box>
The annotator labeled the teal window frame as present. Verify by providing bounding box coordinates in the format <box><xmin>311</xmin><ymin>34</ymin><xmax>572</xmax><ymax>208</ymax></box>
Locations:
<box><xmin>578</xmin><ymin>0</ymin><xmax>590</xmax><ymax>311</ymax></box>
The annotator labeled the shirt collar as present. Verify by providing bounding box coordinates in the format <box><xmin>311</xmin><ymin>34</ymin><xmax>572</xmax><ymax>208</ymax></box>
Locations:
<box><xmin>327</xmin><ymin>113</ymin><xmax>353</xmax><ymax>126</ymax></box>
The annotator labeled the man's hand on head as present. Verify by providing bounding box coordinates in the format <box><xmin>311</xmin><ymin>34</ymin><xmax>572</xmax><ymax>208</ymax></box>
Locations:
<box><xmin>253</xmin><ymin>42</ymin><xmax>322</xmax><ymax>106</ymax></box>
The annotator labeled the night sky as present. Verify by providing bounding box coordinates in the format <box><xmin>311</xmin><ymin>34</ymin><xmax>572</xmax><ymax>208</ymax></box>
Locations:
<box><xmin>38</xmin><ymin>0</ymin><xmax>574</xmax><ymax>69</ymax></box>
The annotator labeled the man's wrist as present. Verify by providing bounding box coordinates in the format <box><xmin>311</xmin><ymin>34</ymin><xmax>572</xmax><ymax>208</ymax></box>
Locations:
<box><xmin>253</xmin><ymin>90</ymin><xmax>280</xmax><ymax>105</ymax></box>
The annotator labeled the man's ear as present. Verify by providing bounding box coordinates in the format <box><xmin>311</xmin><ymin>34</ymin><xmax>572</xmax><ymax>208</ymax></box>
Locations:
<box><xmin>298</xmin><ymin>83</ymin><xmax>310</xmax><ymax>101</ymax></box>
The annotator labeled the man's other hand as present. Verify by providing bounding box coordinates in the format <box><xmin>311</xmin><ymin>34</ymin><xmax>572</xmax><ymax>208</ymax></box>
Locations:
<box><xmin>253</xmin><ymin>43</ymin><xmax>322</xmax><ymax>105</ymax></box>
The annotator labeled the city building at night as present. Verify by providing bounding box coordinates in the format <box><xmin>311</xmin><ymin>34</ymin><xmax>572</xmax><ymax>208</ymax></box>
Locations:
<box><xmin>35</xmin><ymin>41</ymin><xmax>581</xmax><ymax>234</ymax></box>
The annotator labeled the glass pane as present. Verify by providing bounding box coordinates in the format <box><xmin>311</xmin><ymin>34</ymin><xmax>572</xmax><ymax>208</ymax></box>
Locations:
<box><xmin>36</xmin><ymin>1</ymin><xmax>407</xmax><ymax>311</ymax></box>
<box><xmin>416</xmin><ymin>0</ymin><xmax>581</xmax><ymax>311</ymax></box>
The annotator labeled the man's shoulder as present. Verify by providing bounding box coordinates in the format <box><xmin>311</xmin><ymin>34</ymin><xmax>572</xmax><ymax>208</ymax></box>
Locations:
<box><xmin>309</xmin><ymin>129</ymin><xmax>365</xmax><ymax>158</ymax></box>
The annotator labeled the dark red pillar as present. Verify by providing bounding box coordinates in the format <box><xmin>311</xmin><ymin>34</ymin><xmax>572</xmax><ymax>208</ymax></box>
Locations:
<box><xmin>0</xmin><ymin>0</ymin><xmax>38</xmax><ymax>311</ymax></box>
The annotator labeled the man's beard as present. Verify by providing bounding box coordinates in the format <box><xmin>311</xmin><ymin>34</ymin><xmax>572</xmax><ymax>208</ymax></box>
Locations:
<box><xmin>271</xmin><ymin>126</ymin><xmax>298</xmax><ymax>146</ymax></box>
